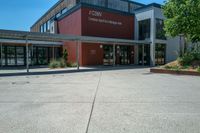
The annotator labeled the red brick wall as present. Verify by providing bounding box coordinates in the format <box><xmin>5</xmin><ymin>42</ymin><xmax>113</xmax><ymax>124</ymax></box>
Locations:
<box><xmin>81</xmin><ymin>7</ymin><xmax>134</xmax><ymax>39</ymax></box>
<box><xmin>58</xmin><ymin>9</ymin><xmax>82</xmax><ymax>64</ymax></box>
<box><xmin>58</xmin><ymin>7</ymin><xmax>135</xmax><ymax>66</ymax></box>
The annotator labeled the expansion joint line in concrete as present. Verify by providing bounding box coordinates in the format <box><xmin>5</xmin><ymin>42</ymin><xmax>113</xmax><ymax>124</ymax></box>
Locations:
<box><xmin>85</xmin><ymin>72</ymin><xmax>102</xmax><ymax>133</ymax></box>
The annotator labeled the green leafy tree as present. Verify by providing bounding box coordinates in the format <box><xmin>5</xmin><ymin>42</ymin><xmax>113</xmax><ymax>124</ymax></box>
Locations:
<box><xmin>163</xmin><ymin>0</ymin><xmax>200</xmax><ymax>42</ymax></box>
<box><xmin>63</xmin><ymin>49</ymin><xmax>68</xmax><ymax>63</ymax></box>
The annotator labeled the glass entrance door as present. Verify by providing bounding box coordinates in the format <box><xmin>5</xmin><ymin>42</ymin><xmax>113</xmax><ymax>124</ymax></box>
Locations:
<box><xmin>138</xmin><ymin>45</ymin><xmax>150</xmax><ymax>65</ymax></box>
<box><xmin>103</xmin><ymin>45</ymin><xmax>113</xmax><ymax>65</ymax></box>
<box><xmin>119</xmin><ymin>46</ymin><xmax>130</xmax><ymax>65</ymax></box>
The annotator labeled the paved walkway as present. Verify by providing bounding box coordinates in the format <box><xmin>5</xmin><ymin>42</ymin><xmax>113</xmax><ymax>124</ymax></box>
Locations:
<box><xmin>0</xmin><ymin>67</ymin><xmax>200</xmax><ymax>133</ymax></box>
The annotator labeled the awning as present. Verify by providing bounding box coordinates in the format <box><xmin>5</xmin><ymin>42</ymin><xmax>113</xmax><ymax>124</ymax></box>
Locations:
<box><xmin>0</xmin><ymin>29</ymin><xmax>151</xmax><ymax>45</ymax></box>
<box><xmin>0</xmin><ymin>39</ymin><xmax>62</xmax><ymax>46</ymax></box>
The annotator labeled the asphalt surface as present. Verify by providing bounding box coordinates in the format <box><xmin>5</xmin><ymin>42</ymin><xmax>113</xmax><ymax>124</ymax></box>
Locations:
<box><xmin>0</xmin><ymin>67</ymin><xmax>200</xmax><ymax>133</ymax></box>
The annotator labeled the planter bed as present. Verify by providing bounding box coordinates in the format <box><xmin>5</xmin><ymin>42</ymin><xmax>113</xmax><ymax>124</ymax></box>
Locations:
<box><xmin>150</xmin><ymin>68</ymin><xmax>200</xmax><ymax>76</ymax></box>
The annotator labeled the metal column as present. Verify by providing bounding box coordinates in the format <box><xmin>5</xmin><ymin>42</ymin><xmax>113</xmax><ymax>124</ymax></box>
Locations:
<box><xmin>142</xmin><ymin>44</ymin><xmax>145</xmax><ymax>66</ymax></box>
<box><xmin>113</xmin><ymin>44</ymin><xmax>116</xmax><ymax>66</ymax></box>
<box><xmin>26</xmin><ymin>38</ymin><xmax>29</xmax><ymax>73</ymax></box>
<box><xmin>52</xmin><ymin>46</ymin><xmax>55</xmax><ymax>60</ymax></box>
<box><xmin>1</xmin><ymin>43</ymin><xmax>2</xmax><ymax>67</ymax></box>
<box><xmin>31</xmin><ymin>45</ymin><xmax>34</xmax><ymax>66</ymax></box>
<box><xmin>76</xmin><ymin>41</ymin><xmax>80</xmax><ymax>70</ymax></box>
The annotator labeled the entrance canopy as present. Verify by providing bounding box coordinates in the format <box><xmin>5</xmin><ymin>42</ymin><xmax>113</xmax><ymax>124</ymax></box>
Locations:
<box><xmin>0</xmin><ymin>29</ymin><xmax>151</xmax><ymax>72</ymax></box>
<box><xmin>0</xmin><ymin>29</ymin><xmax>151</xmax><ymax>45</ymax></box>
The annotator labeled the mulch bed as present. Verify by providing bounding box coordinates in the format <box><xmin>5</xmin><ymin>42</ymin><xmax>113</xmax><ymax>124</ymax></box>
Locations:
<box><xmin>150</xmin><ymin>68</ymin><xmax>200</xmax><ymax>76</ymax></box>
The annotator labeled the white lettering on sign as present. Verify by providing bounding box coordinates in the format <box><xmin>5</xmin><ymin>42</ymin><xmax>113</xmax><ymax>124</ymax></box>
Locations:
<box><xmin>88</xmin><ymin>17</ymin><xmax>122</xmax><ymax>26</ymax></box>
<box><xmin>89</xmin><ymin>10</ymin><xmax>102</xmax><ymax>17</ymax></box>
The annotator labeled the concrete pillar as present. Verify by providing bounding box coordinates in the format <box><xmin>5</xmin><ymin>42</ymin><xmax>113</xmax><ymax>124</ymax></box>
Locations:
<box><xmin>113</xmin><ymin>44</ymin><xmax>116</xmax><ymax>66</ymax></box>
<box><xmin>150</xmin><ymin>10</ymin><xmax>156</xmax><ymax>66</ymax></box>
<box><xmin>134</xmin><ymin>45</ymin><xmax>138</xmax><ymax>65</ymax></box>
<box><xmin>26</xmin><ymin>38</ymin><xmax>29</xmax><ymax>73</ymax></box>
<box><xmin>1</xmin><ymin>43</ymin><xmax>2</xmax><ymax>67</ymax></box>
<box><xmin>76</xmin><ymin>41</ymin><xmax>80</xmax><ymax>70</ymax></box>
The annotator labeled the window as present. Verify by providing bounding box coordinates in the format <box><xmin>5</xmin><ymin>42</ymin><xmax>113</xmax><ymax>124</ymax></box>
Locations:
<box><xmin>108</xmin><ymin>0</ymin><xmax>129</xmax><ymax>12</ymax></box>
<box><xmin>43</xmin><ymin>23</ymin><xmax>47</xmax><ymax>32</ymax></box>
<box><xmin>40</xmin><ymin>25</ymin><xmax>44</xmax><ymax>33</ymax></box>
<box><xmin>47</xmin><ymin>20</ymin><xmax>50</xmax><ymax>31</ymax></box>
<box><xmin>139</xmin><ymin>19</ymin><xmax>151</xmax><ymax>40</ymax></box>
<box><xmin>81</xmin><ymin>0</ymin><xmax>106</xmax><ymax>7</ymax></box>
<box><xmin>61</xmin><ymin>8</ymin><xmax>68</xmax><ymax>14</ymax></box>
<box><xmin>56</xmin><ymin>12</ymin><xmax>61</xmax><ymax>18</ymax></box>
<box><xmin>156</xmin><ymin>19</ymin><xmax>166</xmax><ymax>40</ymax></box>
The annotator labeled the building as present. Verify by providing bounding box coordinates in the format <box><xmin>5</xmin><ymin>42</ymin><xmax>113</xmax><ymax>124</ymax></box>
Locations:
<box><xmin>0</xmin><ymin>0</ymin><xmax>180</xmax><ymax>67</ymax></box>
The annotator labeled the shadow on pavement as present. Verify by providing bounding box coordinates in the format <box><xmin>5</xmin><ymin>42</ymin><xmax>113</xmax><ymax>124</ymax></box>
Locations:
<box><xmin>0</xmin><ymin>65</ymin><xmax>151</xmax><ymax>77</ymax></box>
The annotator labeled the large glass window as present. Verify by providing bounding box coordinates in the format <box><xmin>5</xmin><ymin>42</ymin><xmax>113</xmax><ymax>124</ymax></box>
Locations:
<box><xmin>156</xmin><ymin>19</ymin><xmax>166</xmax><ymax>40</ymax></box>
<box><xmin>0</xmin><ymin>45</ymin><xmax>6</xmax><ymax>66</ymax></box>
<box><xmin>16</xmin><ymin>47</ymin><xmax>25</xmax><ymax>66</ymax></box>
<box><xmin>155</xmin><ymin>43</ymin><xmax>166</xmax><ymax>65</ymax></box>
<box><xmin>139</xmin><ymin>19</ymin><xmax>151</xmax><ymax>40</ymax></box>
<box><xmin>7</xmin><ymin>46</ymin><xmax>16</xmax><ymax>66</ymax></box>
<box><xmin>108</xmin><ymin>0</ymin><xmax>129</xmax><ymax>12</ymax></box>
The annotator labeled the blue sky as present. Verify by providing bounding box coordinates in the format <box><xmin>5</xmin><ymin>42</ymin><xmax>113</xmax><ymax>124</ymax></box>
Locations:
<box><xmin>0</xmin><ymin>0</ymin><xmax>164</xmax><ymax>31</ymax></box>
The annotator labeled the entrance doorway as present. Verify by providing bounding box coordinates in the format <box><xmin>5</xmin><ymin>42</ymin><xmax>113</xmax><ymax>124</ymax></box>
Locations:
<box><xmin>117</xmin><ymin>45</ymin><xmax>134</xmax><ymax>65</ymax></box>
<box><xmin>103</xmin><ymin>45</ymin><xmax>113</xmax><ymax>65</ymax></box>
<box><xmin>138</xmin><ymin>45</ymin><xmax>150</xmax><ymax>65</ymax></box>
<box><xmin>103</xmin><ymin>45</ymin><xmax>134</xmax><ymax>66</ymax></box>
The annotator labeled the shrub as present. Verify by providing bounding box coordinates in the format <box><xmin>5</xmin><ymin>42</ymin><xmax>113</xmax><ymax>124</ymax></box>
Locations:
<box><xmin>49</xmin><ymin>59</ymin><xmax>67</xmax><ymax>69</ymax></box>
<box><xmin>59</xmin><ymin>58</ymin><xmax>67</xmax><ymax>68</ymax></box>
<box><xmin>49</xmin><ymin>60</ymin><xmax>60</xmax><ymax>69</ymax></box>
<box><xmin>67</xmin><ymin>62</ymin><xmax>78</xmax><ymax>67</ymax></box>
<box><xmin>180</xmin><ymin>65</ymin><xmax>190</xmax><ymax>70</ymax></box>
<box><xmin>63</xmin><ymin>49</ymin><xmax>68</xmax><ymax>63</ymax></box>
<box><xmin>178</xmin><ymin>53</ymin><xmax>194</xmax><ymax>66</ymax></box>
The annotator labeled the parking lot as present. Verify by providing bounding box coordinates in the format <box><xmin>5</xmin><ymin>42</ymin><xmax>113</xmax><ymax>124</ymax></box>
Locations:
<box><xmin>0</xmin><ymin>67</ymin><xmax>200</xmax><ymax>133</ymax></box>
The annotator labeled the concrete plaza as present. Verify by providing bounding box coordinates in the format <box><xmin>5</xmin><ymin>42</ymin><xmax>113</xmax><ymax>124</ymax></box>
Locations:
<box><xmin>0</xmin><ymin>67</ymin><xmax>200</xmax><ymax>133</ymax></box>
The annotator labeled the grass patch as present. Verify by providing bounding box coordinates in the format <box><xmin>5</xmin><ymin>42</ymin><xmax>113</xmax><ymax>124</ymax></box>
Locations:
<box><xmin>67</xmin><ymin>62</ymin><xmax>78</xmax><ymax>67</ymax></box>
<box><xmin>164</xmin><ymin>65</ymin><xmax>180</xmax><ymax>71</ymax></box>
<box><xmin>197</xmin><ymin>67</ymin><xmax>200</xmax><ymax>73</ymax></box>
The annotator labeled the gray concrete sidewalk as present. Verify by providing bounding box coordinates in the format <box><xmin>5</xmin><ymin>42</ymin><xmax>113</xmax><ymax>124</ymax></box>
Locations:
<box><xmin>0</xmin><ymin>68</ymin><xmax>200</xmax><ymax>133</ymax></box>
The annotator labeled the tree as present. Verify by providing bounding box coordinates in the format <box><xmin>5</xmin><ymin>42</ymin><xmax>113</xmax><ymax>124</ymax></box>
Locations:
<box><xmin>163</xmin><ymin>0</ymin><xmax>200</xmax><ymax>43</ymax></box>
